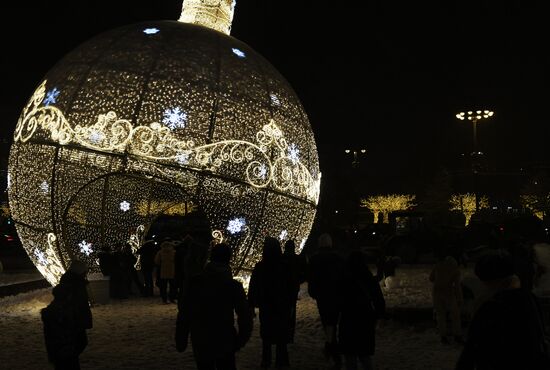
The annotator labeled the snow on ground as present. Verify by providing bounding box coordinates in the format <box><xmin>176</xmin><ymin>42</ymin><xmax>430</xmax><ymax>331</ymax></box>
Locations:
<box><xmin>0</xmin><ymin>267</ymin><xmax>462</xmax><ymax>370</ymax></box>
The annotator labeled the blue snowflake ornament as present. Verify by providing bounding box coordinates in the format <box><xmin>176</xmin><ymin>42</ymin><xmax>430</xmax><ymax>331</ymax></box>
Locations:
<box><xmin>143</xmin><ymin>28</ymin><xmax>160</xmax><ymax>35</ymax></box>
<box><xmin>232</xmin><ymin>48</ymin><xmax>246</xmax><ymax>58</ymax></box>
<box><xmin>44</xmin><ymin>87</ymin><xmax>60</xmax><ymax>106</ymax></box>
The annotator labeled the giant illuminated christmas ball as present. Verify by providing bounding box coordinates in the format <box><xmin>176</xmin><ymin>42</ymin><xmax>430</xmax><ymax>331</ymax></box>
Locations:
<box><xmin>7</xmin><ymin>1</ymin><xmax>320</xmax><ymax>285</ymax></box>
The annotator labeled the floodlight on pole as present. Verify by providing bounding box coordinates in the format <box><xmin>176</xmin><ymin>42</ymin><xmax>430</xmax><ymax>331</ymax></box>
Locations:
<box><xmin>456</xmin><ymin>110</ymin><xmax>494</xmax><ymax>153</ymax></box>
<box><xmin>345</xmin><ymin>148</ymin><xmax>367</xmax><ymax>167</ymax></box>
<box><xmin>456</xmin><ymin>109</ymin><xmax>494</xmax><ymax>213</ymax></box>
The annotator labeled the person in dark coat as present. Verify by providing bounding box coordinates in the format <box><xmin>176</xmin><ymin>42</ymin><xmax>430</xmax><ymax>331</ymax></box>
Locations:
<box><xmin>339</xmin><ymin>251</ymin><xmax>385</xmax><ymax>370</ymax></box>
<box><xmin>155</xmin><ymin>240</ymin><xmax>177</xmax><ymax>303</ymax></box>
<box><xmin>174</xmin><ymin>234</ymin><xmax>192</xmax><ymax>297</ymax></box>
<box><xmin>110</xmin><ymin>244</ymin><xmax>130</xmax><ymax>299</ymax></box>
<box><xmin>176</xmin><ymin>243</ymin><xmax>253</xmax><ymax>370</ymax></box>
<box><xmin>307</xmin><ymin>232</ymin><xmax>344</xmax><ymax>364</ymax></box>
<box><xmin>283</xmin><ymin>239</ymin><xmax>307</xmax><ymax>343</ymax></box>
<box><xmin>137</xmin><ymin>240</ymin><xmax>159</xmax><ymax>296</ymax></box>
<box><xmin>97</xmin><ymin>245</ymin><xmax>115</xmax><ymax>277</ymax></box>
<box><xmin>456</xmin><ymin>252</ymin><xmax>550</xmax><ymax>370</ymax></box>
<box><xmin>122</xmin><ymin>242</ymin><xmax>144</xmax><ymax>296</ymax></box>
<box><xmin>249</xmin><ymin>237</ymin><xmax>296</xmax><ymax>368</ymax></box>
<box><xmin>42</xmin><ymin>260</ymin><xmax>93</xmax><ymax>370</ymax></box>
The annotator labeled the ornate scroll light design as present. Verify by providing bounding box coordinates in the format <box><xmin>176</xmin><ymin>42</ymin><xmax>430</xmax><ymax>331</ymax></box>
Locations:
<box><xmin>15</xmin><ymin>81</ymin><xmax>320</xmax><ymax>205</ymax></box>
<box><xmin>212</xmin><ymin>229</ymin><xmax>224</xmax><ymax>244</ymax></box>
<box><xmin>33</xmin><ymin>233</ymin><xmax>66</xmax><ymax>286</ymax></box>
<box><xmin>128</xmin><ymin>225</ymin><xmax>146</xmax><ymax>268</ymax></box>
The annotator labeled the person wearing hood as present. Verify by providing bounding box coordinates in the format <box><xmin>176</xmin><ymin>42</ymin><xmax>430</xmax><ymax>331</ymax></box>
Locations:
<box><xmin>41</xmin><ymin>260</ymin><xmax>93</xmax><ymax>369</ymax></box>
<box><xmin>456</xmin><ymin>252</ymin><xmax>550</xmax><ymax>370</ymax></box>
<box><xmin>249</xmin><ymin>237</ymin><xmax>296</xmax><ymax>368</ymax></box>
<box><xmin>176</xmin><ymin>243</ymin><xmax>253</xmax><ymax>370</ymax></box>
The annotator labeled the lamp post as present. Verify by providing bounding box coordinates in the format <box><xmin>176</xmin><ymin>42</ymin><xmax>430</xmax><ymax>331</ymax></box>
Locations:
<box><xmin>456</xmin><ymin>110</ymin><xmax>494</xmax><ymax>212</ymax></box>
<box><xmin>345</xmin><ymin>148</ymin><xmax>367</xmax><ymax>168</ymax></box>
<box><xmin>344</xmin><ymin>148</ymin><xmax>366</xmax><ymax>230</ymax></box>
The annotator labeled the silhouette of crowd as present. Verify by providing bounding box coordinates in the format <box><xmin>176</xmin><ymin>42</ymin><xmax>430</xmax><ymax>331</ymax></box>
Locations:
<box><xmin>40</xmin><ymin>230</ymin><xmax>550</xmax><ymax>370</ymax></box>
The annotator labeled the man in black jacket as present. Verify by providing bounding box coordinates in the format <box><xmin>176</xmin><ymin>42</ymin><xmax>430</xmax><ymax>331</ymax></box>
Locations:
<box><xmin>175</xmin><ymin>243</ymin><xmax>253</xmax><ymax>370</ymax></box>
<box><xmin>456</xmin><ymin>252</ymin><xmax>550</xmax><ymax>370</ymax></box>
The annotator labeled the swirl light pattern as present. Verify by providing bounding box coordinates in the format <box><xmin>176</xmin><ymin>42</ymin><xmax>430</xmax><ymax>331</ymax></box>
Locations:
<box><xmin>8</xmin><ymin>20</ymin><xmax>320</xmax><ymax>284</ymax></box>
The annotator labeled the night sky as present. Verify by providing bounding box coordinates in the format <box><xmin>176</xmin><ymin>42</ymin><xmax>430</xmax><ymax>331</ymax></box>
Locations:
<box><xmin>1</xmin><ymin>0</ymin><xmax>548</xmax><ymax>215</ymax></box>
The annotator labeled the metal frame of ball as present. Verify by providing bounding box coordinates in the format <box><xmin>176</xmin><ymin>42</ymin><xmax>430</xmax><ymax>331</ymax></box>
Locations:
<box><xmin>7</xmin><ymin>21</ymin><xmax>320</xmax><ymax>285</ymax></box>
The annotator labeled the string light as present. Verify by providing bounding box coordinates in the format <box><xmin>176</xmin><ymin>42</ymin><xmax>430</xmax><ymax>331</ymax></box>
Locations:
<box><xmin>179</xmin><ymin>0</ymin><xmax>236</xmax><ymax>35</ymax></box>
<box><xmin>8</xmin><ymin>10</ymin><xmax>319</xmax><ymax>284</ymax></box>
<box><xmin>450</xmin><ymin>193</ymin><xmax>489</xmax><ymax>225</ymax></box>
<box><xmin>360</xmin><ymin>194</ymin><xmax>416</xmax><ymax>223</ymax></box>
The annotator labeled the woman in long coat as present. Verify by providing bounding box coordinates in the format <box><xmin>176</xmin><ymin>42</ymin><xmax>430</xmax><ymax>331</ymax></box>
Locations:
<box><xmin>248</xmin><ymin>237</ymin><xmax>295</xmax><ymax>368</ymax></box>
<box><xmin>155</xmin><ymin>241</ymin><xmax>177</xmax><ymax>303</ymax></box>
<box><xmin>338</xmin><ymin>250</ymin><xmax>385</xmax><ymax>370</ymax></box>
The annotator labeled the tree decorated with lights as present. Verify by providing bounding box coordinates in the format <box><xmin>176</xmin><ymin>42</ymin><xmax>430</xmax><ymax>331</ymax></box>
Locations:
<box><xmin>8</xmin><ymin>0</ymin><xmax>320</xmax><ymax>285</ymax></box>
<box><xmin>360</xmin><ymin>194</ymin><xmax>416</xmax><ymax>223</ymax></box>
<box><xmin>449</xmin><ymin>193</ymin><xmax>488</xmax><ymax>226</ymax></box>
<box><xmin>520</xmin><ymin>171</ymin><xmax>550</xmax><ymax>220</ymax></box>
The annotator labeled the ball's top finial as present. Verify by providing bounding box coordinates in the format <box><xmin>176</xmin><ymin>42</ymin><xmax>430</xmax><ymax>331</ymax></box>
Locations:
<box><xmin>179</xmin><ymin>0</ymin><xmax>236</xmax><ymax>35</ymax></box>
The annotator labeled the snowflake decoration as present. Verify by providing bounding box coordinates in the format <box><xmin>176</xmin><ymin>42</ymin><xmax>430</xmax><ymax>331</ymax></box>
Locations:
<box><xmin>232</xmin><ymin>48</ymin><xmax>246</xmax><ymax>58</ymax></box>
<box><xmin>143</xmin><ymin>28</ymin><xmax>160</xmax><ymax>35</ymax></box>
<box><xmin>43</xmin><ymin>87</ymin><xmax>60</xmax><ymax>106</ymax></box>
<box><xmin>79</xmin><ymin>240</ymin><xmax>93</xmax><ymax>256</ymax></box>
<box><xmin>34</xmin><ymin>249</ymin><xmax>47</xmax><ymax>265</ymax></box>
<box><xmin>227</xmin><ymin>217</ymin><xmax>246</xmax><ymax>234</ymax></box>
<box><xmin>120</xmin><ymin>200</ymin><xmax>131</xmax><ymax>212</ymax></box>
<box><xmin>258</xmin><ymin>164</ymin><xmax>267</xmax><ymax>179</ymax></box>
<box><xmin>89</xmin><ymin>130</ymin><xmax>104</xmax><ymax>144</ymax></box>
<box><xmin>288</xmin><ymin>143</ymin><xmax>300</xmax><ymax>165</ymax></box>
<box><xmin>40</xmin><ymin>181</ymin><xmax>49</xmax><ymax>194</ymax></box>
<box><xmin>279</xmin><ymin>229</ymin><xmax>288</xmax><ymax>240</ymax></box>
<box><xmin>175</xmin><ymin>152</ymin><xmax>190</xmax><ymax>165</ymax></box>
<box><xmin>270</xmin><ymin>93</ymin><xmax>281</xmax><ymax>106</ymax></box>
<box><xmin>162</xmin><ymin>107</ymin><xmax>187</xmax><ymax>130</ymax></box>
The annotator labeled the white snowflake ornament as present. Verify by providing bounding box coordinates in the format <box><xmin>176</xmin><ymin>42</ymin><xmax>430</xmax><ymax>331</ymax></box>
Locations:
<box><xmin>40</xmin><ymin>181</ymin><xmax>49</xmax><ymax>194</ymax></box>
<box><xmin>288</xmin><ymin>143</ymin><xmax>300</xmax><ymax>165</ymax></box>
<box><xmin>34</xmin><ymin>249</ymin><xmax>48</xmax><ymax>265</ymax></box>
<box><xmin>162</xmin><ymin>107</ymin><xmax>187</xmax><ymax>130</ymax></box>
<box><xmin>79</xmin><ymin>240</ymin><xmax>93</xmax><ymax>256</ymax></box>
<box><xmin>227</xmin><ymin>217</ymin><xmax>246</xmax><ymax>234</ymax></box>
<box><xmin>120</xmin><ymin>201</ymin><xmax>131</xmax><ymax>212</ymax></box>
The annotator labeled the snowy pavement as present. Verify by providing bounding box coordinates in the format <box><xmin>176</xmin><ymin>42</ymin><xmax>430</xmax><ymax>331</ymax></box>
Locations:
<box><xmin>0</xmin><ymin>267</ymin><xmax>462</xmax><ymax>370</ymax></box>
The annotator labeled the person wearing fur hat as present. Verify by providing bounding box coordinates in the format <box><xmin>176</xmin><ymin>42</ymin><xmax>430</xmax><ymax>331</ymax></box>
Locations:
<box><xmin>456</xmin><ymin>252</ymin><xmax>550</xmax><ymax>370</ymax></box>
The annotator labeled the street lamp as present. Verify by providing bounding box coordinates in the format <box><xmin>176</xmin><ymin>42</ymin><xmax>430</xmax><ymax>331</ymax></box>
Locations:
<box><xmin>456</xmin><ymin>109</ymin><xmax>494</xmax><ymax>212</ymax></box>
<box><xmin>345</xmin><ymin>148</ymin><xmax>367</xmax><ymax>168</ymax></box>
<box><xmin>344</xmin><ymin>148</ymin><xmax>366</xmax><ymax>230</ymax></box>
<box><xmin>456</xmin><ymin>110</ymin><xmax>494</xmax><ymax>153</ymax></box>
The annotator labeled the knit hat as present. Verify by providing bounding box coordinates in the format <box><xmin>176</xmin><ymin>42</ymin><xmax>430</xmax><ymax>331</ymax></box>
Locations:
<box><xmin>68</xmin><ymin>260</ymin><xmax>88</xmax><ymax>275</ymax></box>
